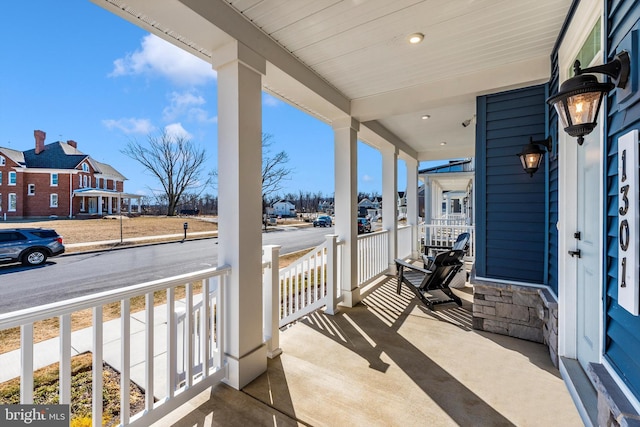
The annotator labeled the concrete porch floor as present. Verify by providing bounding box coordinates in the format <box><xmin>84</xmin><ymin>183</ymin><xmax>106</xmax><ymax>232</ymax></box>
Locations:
<box><xmin>152</xmin><ymin>276</ymin><xmax>582</xmax><ymax>426</ymax></box>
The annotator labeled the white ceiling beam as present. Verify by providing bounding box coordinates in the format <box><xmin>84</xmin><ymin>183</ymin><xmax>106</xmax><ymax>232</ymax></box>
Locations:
<box><xmin>179</xmin><ymin>0</ymin><xmax>351</xmax><ymax>116</ymax></box>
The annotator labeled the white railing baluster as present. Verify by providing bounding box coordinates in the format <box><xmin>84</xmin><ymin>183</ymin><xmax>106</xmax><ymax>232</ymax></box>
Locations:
<box><xmin>166</xmin><ymin>287</ymin><xmax>176</xmax><ymax>399</ymax></box>
<box><xmin>20</xmin><ymin>323</ymin><xmax>33</xmax><ymax>404</ymax></box>
<box><xmin>201</xmin><ymin>278</ymin><xmax>210</xmax><ymax>378</ymax></box>
<box><xmin>121</xmin><ymin>298</ymin><xmax>131</xmax><ymax>425</ymax></box>
<box><xmin>59</xmin><ymin>314</ymin><xmax>71</xmax><ymax>405</ymax></box>
<box><xmin>145</xmin><ymin>292</ymin><xmax>155</xmax><ymax>413</ymax></box>
<box><xmin>185</xmin><ymin>283</ymin><xmax>193</xmax><ymax>389</ymax></box>
<box><xmin>93</xmin><ymin>306</ymin><xmax>103</xmax><ymax>427</ymax></box>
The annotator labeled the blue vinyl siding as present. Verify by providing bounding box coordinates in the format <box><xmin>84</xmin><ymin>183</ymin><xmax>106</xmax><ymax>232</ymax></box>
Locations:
<box><xmin>475</xmin><ymin>86</ymin><xmax>547</xmax><ymax>283</ymax></box>
<box><xmin>604</xmin><ymin>0</ymin><xmax>640</xmax><ymax>401</ymax></box>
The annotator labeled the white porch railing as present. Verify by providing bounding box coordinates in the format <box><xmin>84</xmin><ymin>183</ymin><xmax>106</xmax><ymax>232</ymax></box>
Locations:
<box><xmin>422</xmin><ymin>224</ymin><xmax>476</xmax><ymax>258</ymax></box>
<box><xmin>357</xmin><ymin>229</ymin><xmax>389</xmax><ymax>286</ymax></box>
<box><xmin>275</xmin><ymin>235</ymin><xmax>343</xmax><ymax>327</ymax></box>
<box><xmin>0</xmin><ymin>266</ymin><xmax>230</xmax><ymax>427</ymax></box>
<box><xmin>397</xmin><ymin>225</ymin><xmax>414</xmax><ymax>260</ymax></box>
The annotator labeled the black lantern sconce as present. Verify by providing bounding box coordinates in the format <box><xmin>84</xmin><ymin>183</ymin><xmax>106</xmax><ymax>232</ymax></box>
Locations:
<box><xmin>518</xmin><ymin>136</ymin><xmax>552</xmax><ymax>177</ymax></box>
<box><xmin>546</xmin><ymin>51</ymin><xmax>630</xmax><ymax>145</ymax></box>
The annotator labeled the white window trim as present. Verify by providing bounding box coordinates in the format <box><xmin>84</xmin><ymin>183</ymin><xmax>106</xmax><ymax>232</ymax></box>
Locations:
<box><xmin>51</xmin><ymin>173</ymin><xmax>58</xmax><ymax>187</ymax></box>
<box><xmin>27</xmin><ymin>184</ymin><xmax>35</xmax><ymax>196</ymax></box>
<box><xmin>8</xmin><ymin>171</ymin><xmax>16</xmax><ymax>186</ymax></box>
<box><xmin>8</xmin><ymin>193</ymin><xmax>16</xmax><ymax>212</ymax></box>
<box><xmin>0</xmin><ymin>156</ymin><xmax>5</xmax><ymax>166</ymax></box>
<box><xmin>82</xmin><ymin>163</ymin><xmax>89</xmax><ymax>172</ymax></box>
<box><xmin>50</xmin><ymin>194</ymin><xmax>58</xmax><ymax>208</ymax></box>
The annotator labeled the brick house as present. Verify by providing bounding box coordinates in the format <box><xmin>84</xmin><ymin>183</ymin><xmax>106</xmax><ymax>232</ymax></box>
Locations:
<box><xmin>0</xmin><ymin>130</ymin><xmax>141</xmax><ymax>219</ymax></box>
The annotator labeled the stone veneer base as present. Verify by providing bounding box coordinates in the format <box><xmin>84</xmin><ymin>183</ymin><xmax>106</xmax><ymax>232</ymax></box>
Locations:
<box><xmin>471</xmin><ymin>274</ymin><xmax>559</xmax><ymax>367</ymax></box>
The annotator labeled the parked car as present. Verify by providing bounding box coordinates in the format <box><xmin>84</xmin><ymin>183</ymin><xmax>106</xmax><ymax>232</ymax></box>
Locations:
<box><xmin>313</xmin><ymin>215</ymin><xmax>333</xmax><ymax>227</ymax></box>
<box><xmin>0</xmin><ymin>228</ymin><xmax>65</xmax><ymax>266</ymax></box>
<box><xmin>357</xmin><ymin>218</ymin><xmax>371</xmax><ymax>234</ymax></box>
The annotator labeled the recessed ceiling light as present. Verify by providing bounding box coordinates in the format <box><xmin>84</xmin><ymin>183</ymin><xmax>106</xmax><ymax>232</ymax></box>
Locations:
<box><xmin>440</xmin><ymin>142</ymin><xmax>447</xmax><ymax>146</ymax></box>
<box><xmin>421</xmin><ymin>114</ymin><xmax>431</xmax><ymax>120</ymax></box>
<box><xmin>408</xmin><ymin>33</ymin><xmax>424</xmax><ymax>44</ymax></box>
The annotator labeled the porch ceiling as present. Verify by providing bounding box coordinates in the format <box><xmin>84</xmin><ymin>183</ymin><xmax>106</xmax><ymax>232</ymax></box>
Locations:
<box><xmin>92</xmin><ymin>0</ymin><xmax>572</xmax><ymax>161</ymax></box>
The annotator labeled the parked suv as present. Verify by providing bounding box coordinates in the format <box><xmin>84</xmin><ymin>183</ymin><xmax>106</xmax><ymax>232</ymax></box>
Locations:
<box><xmin>0</xmin><ymin>228</ymin><xmax>65</xmax><ymax>266</ymax></box>
<box><xmin>313</xmin><ymin>215</ymin><xmax>333</xmax><ymax>227</ymax></box>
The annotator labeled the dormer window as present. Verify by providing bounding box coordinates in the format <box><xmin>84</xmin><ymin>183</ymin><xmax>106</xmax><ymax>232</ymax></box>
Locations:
<box><xmin>0</xmin><ymin>156</ymin><xmax>5</xmax><ymax>166</ymax></box>
<box><xmin>82</xmin><ymin>163</ymin><xmax>89</xmax><ymax>172</ymax></box>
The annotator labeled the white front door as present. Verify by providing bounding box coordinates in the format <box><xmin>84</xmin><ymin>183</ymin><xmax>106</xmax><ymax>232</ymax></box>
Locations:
<box><xmin>575</xmin><ymin>125</ymin><xmax>602</xmax><ymax>372</ymax></box>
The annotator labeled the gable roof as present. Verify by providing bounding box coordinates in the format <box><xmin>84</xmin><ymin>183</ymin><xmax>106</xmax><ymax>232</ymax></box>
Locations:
<box><xmin>0</xmin><ymin>147</ymin><xmax>26</xmax><ymax>166</ymax></box>
<box><xmin>93</xmin><ymin>160</ymin><xmax>127</xmax><ymax>181</ymax></box>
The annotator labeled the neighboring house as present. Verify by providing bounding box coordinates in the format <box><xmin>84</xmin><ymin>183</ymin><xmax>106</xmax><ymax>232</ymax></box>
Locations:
<box><xmin>419</xmin><ymin>159</ymin><xmax>474</xmax><ymax>223</ymax></box>
<box><xmin>317</xmin><ymin>200</ymin><xmax>334</xmax><ymax>214</ymax></box>
<box><xmin>0</xmin><ymin>130</ymin><xmax>141</xmax><ymax>218</ymax></box>
<box><xmin>271</xmin><ymin>200</ymin><xmax>296</xmax><ymax>217</ymax></box>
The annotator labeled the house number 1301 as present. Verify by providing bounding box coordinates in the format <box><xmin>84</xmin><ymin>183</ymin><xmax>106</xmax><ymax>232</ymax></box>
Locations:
<box><xmin>618</xmin><ymin>130</ymin><xmax>639</xmax><ymax>315</ymax></box>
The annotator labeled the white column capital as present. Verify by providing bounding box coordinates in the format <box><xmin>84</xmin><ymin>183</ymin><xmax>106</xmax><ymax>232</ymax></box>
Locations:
<box><xmin>380</xmin><ymin>142</ymin><xmax>399</xmax><ymax>156</ymax></box>
<box><xmin>211</xmin><ymin>40</ymin><xmax>266</xmax><ymax>75</ymax></box>
<box><xmin>332</xmin><ymin>117</ymin><xmax>360</xmax><ymax>132</ymax></box>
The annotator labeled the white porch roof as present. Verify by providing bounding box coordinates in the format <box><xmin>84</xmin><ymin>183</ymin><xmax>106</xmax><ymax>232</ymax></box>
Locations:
<box><xmin>91</xmin><ymin>0</ymin><xmax>572</xmax><ymax>161</ymax></box>
<box><xmin>73</xmin><ymin>188</ymin><xmax>141</xmax><ymax>199</ymax></box>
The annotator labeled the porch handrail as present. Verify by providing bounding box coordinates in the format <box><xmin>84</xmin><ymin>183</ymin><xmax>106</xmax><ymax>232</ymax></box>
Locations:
<box><xmin>0</xmin><ymin>265</ymin><xmax>230</xmax><ymax>427</ymax></box>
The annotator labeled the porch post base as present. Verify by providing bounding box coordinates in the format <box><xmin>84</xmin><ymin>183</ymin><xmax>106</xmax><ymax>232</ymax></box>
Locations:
<box><xmin>223</xmin><ymin>344</ymin><xmax>267</xmax><ymax>390</ymax></box>
<box><xmin>341</xmin><ymin>288</ymin><xmax>362</xmax><ymax>307</ymax></box>
<box><xmin>388</xmin><ymin>262</ymin><xmax>397</xmax><ymax>276</ymax></box>
<box><xmin>267</xmin><ymin>348</ymin><xmax>283</xmax><ymax>359</ymax></box>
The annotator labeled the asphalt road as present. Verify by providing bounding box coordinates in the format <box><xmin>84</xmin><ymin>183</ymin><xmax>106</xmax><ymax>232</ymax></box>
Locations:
<box><xmin>0</xmin><ymin>225</ymin><xmax>334</xmax><ymax>314</ymax></box>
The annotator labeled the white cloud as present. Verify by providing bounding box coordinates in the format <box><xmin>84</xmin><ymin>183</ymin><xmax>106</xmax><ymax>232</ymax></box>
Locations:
<box><xmin>263</xmin><ymin>93</ymin><xmax>281</xmax><ymax>107</ymax></box>
<box><xmin>163</xmin><ymin>91</ymin><xmax>217</xmax><ymax>124</ymax></box>
<box><xmin>110</xmin><ymin>34</ymin><xmax>216</xmax><ymax>86</ymax></box>
<box><xmin>362</xmin><ymin>174</ymin><xmax>375</xmax><ymax>183</ymax></box>
<box><xmin>103</xmin><ymin>118</ymin><xmax>154</xmax><ymax>134</ymax></box>
<box><xmin>165</xmin><ymin>123</ymin><xmax>193</xmax><ymax>140</ymax></box>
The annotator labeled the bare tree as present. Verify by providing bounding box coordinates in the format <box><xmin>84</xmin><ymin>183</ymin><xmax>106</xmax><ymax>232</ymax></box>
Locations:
<box><xmin>261</xmin><ymin>134</ymin><xmax>293</xmax><ymax>202</ymax></box>
<box><xmin>122</xmin><ymin>131</ymin><xmax>208</xmax><ymax>216</ymax></box>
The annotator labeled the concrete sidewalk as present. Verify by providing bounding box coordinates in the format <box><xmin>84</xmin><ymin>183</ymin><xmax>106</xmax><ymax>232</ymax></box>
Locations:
<box><xmin>64</xmin><ymin>231</ymin><xmax>218</xmax><ymax>248</ymax></box>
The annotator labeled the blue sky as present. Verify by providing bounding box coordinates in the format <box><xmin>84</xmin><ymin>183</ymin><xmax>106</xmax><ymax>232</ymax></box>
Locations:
<box><xmin>1</xmin><ymin>1</ymin><xmax>438</xmax><ymax>199</ymax></box>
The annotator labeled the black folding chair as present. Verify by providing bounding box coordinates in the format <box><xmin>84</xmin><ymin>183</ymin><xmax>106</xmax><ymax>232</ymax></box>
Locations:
<box><xmin>395</xmin><ymin>250</ymin><xmax>464</xmax><ymax>310</ymax></box>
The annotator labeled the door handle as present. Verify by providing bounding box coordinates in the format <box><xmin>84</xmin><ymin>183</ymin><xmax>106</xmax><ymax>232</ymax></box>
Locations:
<box><xmin>568</xmin><ymin>249</ymin><xmax>581</xmax><ymax>258</ymax></box>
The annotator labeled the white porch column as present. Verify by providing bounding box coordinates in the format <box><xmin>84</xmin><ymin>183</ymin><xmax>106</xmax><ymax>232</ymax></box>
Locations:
<box><xmin>381</xmin><ymin>144</ymin><xmax>398</xmax><ymax>271</ymax></box>
<box><xmin>108</xmin><ymin>197</ymin><xmax>113</xmax><ymax>215</ymax></box>
<box><xmin>422</xmin><ymin>176</ymin><xmax>432</xmax><ymax>223</ymax></box>
<box><xmin>214</xmin><ymin>40</ymin><xmax>267</xmax><ymax>389</ymax></box>
<box><xmin>98</xmin><ymin>196</ymin><xmax>103</xmax><ymax>215</ymax></box>
<box><xmin>128</xmin><ymin>198</ymin><xmax>132</xmax><ymax>214</ymax></box>
<box><xmin>137</xmin><ymin>197</ymin><xmax>142</xmax><ymax>213</ymax></box>
<box><xmin>333</xmin><ymin>117</ymin><xmax>361</xmax><ymax>307</ymax></box>
<box><xmin>405</xmin><ymin>156</ymin><xmax>419</xmax><ymax>259</ymax></box>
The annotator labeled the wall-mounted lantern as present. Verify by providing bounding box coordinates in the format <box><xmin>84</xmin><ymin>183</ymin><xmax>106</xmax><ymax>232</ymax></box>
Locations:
<box><xmin>546</xmin><ymin>51</ymin><xmax>630</xmax><ymax>145</ymax></box>
<box><xmin>518</xmin><ymin>136</ymin><xmax>552</xmax><ymax>177</ymax></box>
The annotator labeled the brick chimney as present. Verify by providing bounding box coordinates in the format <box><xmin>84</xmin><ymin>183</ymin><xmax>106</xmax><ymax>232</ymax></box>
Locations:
<box><xmin>67</xmin><ymin>140</ymin><xmax>77</xmax><ymax>149</ymax></box>
<box><xmin>34</xmin><ymin>130</ymin><xmax>46</xmax><ymax>155</ymax></box>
